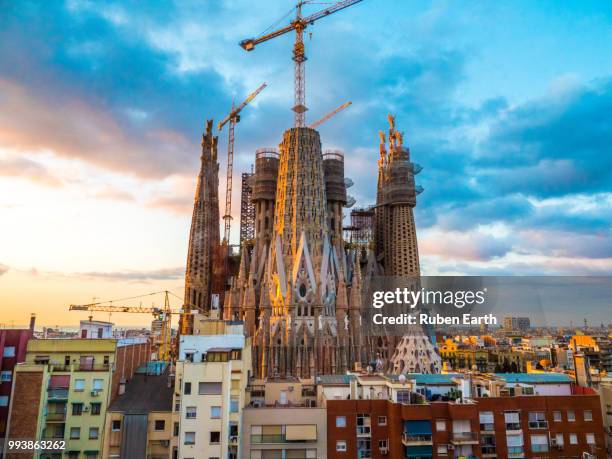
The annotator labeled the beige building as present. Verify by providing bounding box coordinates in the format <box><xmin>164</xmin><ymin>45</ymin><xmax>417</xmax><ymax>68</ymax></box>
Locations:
<box><xmin>102</xmin><ymin>369</ymin><xmax>174</xmax><ymax>459</ymax></box>
<box><xmin>174</xmin><ymin>322</ymin><xmax>250</xmax><ymax>459</ymax></box>
<box><xmin>241</xmin><ymin>379</ymin><xmax>326</xmax><ymax>459</ymax></box>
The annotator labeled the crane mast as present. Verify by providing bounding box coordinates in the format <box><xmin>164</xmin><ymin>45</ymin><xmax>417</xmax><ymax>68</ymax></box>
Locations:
<box><xmin>240</xmin><ymin>0</ymin><xmax>363</xmax><ymax>127</ymax></box>
<box><xmin>218</xmin><ymin>83</ymin><xmax>267</xmax><ymax>244</ymax></box>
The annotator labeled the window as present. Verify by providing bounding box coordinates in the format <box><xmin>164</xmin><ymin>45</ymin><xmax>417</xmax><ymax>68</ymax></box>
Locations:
<box><xmin>210</xmin><ymin>431</ymin><xmax>220</xmax><ymax>444</ymax></box>
<box><xmin>437</xmin><ymin>445</ymin><xmax>448</xmax><ymax>456</ymax></box>
<box><xmin>184</xmin><ymin>382</ymin><xmax>191</xmax><ymax>395</ymax></box>
<box><xmin>479</xmin><ymin>411</ymin><xmax>494</xmax><ymax>431</ymax></box>
<box><xmin>357</xmin><ymin>414</ymin><xmax>371</xmax><ymax>435</ymax></box>
<box><xmin>3</xmin><ymin>346</ymin><xmax>15</xmax><ymax>358</ymax></box>
<box><xmin>553</xmin><ymin>411</ymin><xmax>562</xmax><ymax>422</ymax></box>
<box><xmin>530</xmin><ymin>434</ymin><xmax>549</xmax><ymax>452</ymax></box>
<box><xmin>554</xmin><ymin>433</ymin><xmax>564</xmax><ymax>447</ymax></box>
<box><xmin>173</xmin><ymin>422</ymin><xmax>179</xmax><ymax>436</ymax></box>
<box><xmin>567</xmin><ymin>410</ymin><xmax>575</xmax><ymax>422</ymax></box>
<box><xmin>378</xmin><ymin>439</ymin><xmax>388</xmax><ymax>452</ymax></box>
<box><xmin>584</xmin><ymin>410</ymin><xmax>593</xmax><ymax>421</ymax></box>
<box><xmin>528</xmin><ymin>412</ymin><xmax>547</xmax><ymax>429</ymax></box>
<box><xmin>70</xmin><ymin>427</ymin><xmax>80</xmax><ymax>439</ymax></box>
<box><xmin>336</xmin><ymin>441</ymin><xmax>347</xmax><ymax>452</ymax></box>
<box><xmin>378</xmin><ymin>416</ymin><xmax>387</xmax><ymax>426</ymax></box>
<box><xmin>112</xmin><ymin>420</ymin><xmax>121</xmax><ymax>431</ymax></box>
<box><xmin>103</xmin><ymin>355</ymin><xmax>110</xmax><ymax>365</ymax></box>
<box><xmin>199</xmin><ymin>382</ymin><xmax>222</xmax><ymax>395</ymax></box>
<box><xmin>92</xmin><ymin>379</ymin><xmax>104</xmax><ymax>391</ymax></box>
<box><xmin>505</xmin><ymin>411</ymin><xmax>521</xmax><ymax>430</ymax></box>
<box><xmin>211</xmin><ymin>406</ymin><xmax>221</xmax><ymax>419</ymax></box>
<box><xmin>336</xmin><ymin>416</ymin><xmax>346</xmax><ymax>427</ymax></box>
<box><xmin>74</xmin><ymin>379</ymin><xmax>85</xmax><ymax>391</ymax></box>
<box><xmin>397</xmin><ymin>390</ymin><xmax>411</xmax><ymax>404</ymax></box>
<box><xmin>569</xmin><ymin>433</ymin><xmax>578</xmax><ymax>445</ymax></box>
<box><xmin>184</xmin><ymin>432</ymin><xmax>195</xmax><ymax>445</ymax></box>
<box><xmin>186</xmin><ymin>406</ymin><xmax>197</xmax><ymax>419</ymax></box>
<box><xmin>1</xmin><ymin>371</ymin><xmax>11</xmax><ymax>382</ymax></box>
<box><xmin>155</xmin><ymin>420</ymin><xmax>165</xmax><ymax>431</ymax></box>
<box><xmin>89</xmin><ymin>427</ymin><xmax>99</xmax><ymax>439</ymax></box>
<box><xmin>90</xmin><ymin>402</ymin><xmax>101</xmax><ymax>415</ymax></box>
<box><xmin>72</xmin><ymin>403</ymin><xmax>83</xmax><ymax>416</ymax></box>
<box><xmin>436</xmin><ymin>420</ymin><xmax>446</xmax><ymax>431</ymax></box>
<box><xmin>586</xmin><ymin>433</ymin><xmax>595</xmax><ymax>445</ymax></box>
<box><xmin>230</xmin><ymin>396</ymin><xmax>239</xmax><ymax>413</ymax></box>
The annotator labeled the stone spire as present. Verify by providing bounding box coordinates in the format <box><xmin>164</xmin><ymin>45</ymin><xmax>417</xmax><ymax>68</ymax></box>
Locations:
<box><xmin>182</xmin><ymin>120</ymin><xmax>220</xmax><ymax>332</ymax></box>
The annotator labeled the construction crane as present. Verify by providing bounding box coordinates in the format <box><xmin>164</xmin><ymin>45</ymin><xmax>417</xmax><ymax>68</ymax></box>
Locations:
<box><xmin>308</xmin><ymin>101</ymin><xmax>352</xmax><ymax>129</ymax></box>
<box><xmin>69</xmin><ymin>291</ymin><xmax>181</xmax><ymax>362</ymax></box>
<box><xmin>218</xmin><ymin>82</ymin><xmax>267</xmax><ymax>245</ymax></box>
<box><xmin>240</xmin><ymin>0</ymin><xmax>363</xmax><ymax>127</ymax></box>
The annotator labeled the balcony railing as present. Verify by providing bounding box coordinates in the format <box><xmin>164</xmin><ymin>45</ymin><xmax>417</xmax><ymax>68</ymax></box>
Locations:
<box><xmin>42</xmin><ymin>433</ymin><xmax>65</xmax><ymax>440</ymax></box>
<box><xmin>251</xmin><ymin>434</ymin><xmax>285</xmax><ymax>444</ymax></box>
<box><xmin>481</xmin><ymin>446</ymin><xmax>496</xmax><ymax>455</ymax></box>
<box><xmin>480</xmin><ymin>423</ymin><xmax>494</xmax><ymax>432</ymax></box>
<box><xmin>76</xmin><ymin>363</ymin><xmax>110</xmax><ymax>371</ymax></box>
<box><xmin>451</xmin><ymin>432</ymin><xmax>479</xmax><ymax>444</ymax></box>
<box><xmin>46</xmin><ymin>412</ymin><xmax>67</xmax><ymax>422</ymax></box>
<box><xmin>402</xmin><ymin>433</ymin><xmax>433</xmax><ymax>445</ymax></box>
<box><xmin>47</xmin><ymin>389</ymin><xmax>69</xmax><ymax>400</ymax></box>
<box><xmin>528</xmin><ymin>421</ymin><xmax>548</xmax><ymax>429</ymax></box>
<box><xmin>505</xmin><ymin>423</ymin><xmax>521</xmax><ymax>431</ymax></box>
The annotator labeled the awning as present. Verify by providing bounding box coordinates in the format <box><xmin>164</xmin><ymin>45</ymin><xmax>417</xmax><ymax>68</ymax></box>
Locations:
<box><xmin>50</xmin><ymin>375</ymin><xmax>70</xmax><ymax>388</ymax></box>
<box><xmin>285</xmin><ymin>424</ymin><xmax>317</xmax><ymax>441</ymax></box>
<box><xmin>405</xmin><ymin>420</ymin><xmax>432</xmax><ymax>435</ymax></box>
<box><xmin>405</xmin><ymin>445</ymin><xmax>433</xmax><ymax>457</ymax></box>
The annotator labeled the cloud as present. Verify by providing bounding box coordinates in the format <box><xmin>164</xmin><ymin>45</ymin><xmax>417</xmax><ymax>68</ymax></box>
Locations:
<box><xmin>0</xmin><ymin>263</ymin><xmax>9</xmax><ymax>276</ymax></box>
<box><xmin>147</xmin><ymin>196</ymin><xmax>193</xmax><ymax>215</ymax></box>
<box><xmin>78</xmin><ymin>267</ymin><xmax>184</xmax><ymax>282</ymax></box>
<box><xmin>0</xmin><ymin>155</ymin><xmax>62</xmax><ymax>187</ymax></box>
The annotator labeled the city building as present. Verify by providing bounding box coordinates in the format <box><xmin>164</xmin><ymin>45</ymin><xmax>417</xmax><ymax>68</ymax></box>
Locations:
<box><xmin>242</xmin><ymin>378</ymin><xmax>327</xmax><ymax>459</ymax></box>
<box><xmin>0</xmin><ymin>315</ymin><xmax>35</xmax><ymax>445</ymax></box>
<box><xmin>324</xmin><ymin>372</ymin><xmax>607</xmax><ymax>459</ymax></box>
<box><xmin>79</xmin><ymin>320</ymin><xmax>113</xmax><ymax>339</ymax></box>
<box><xmin>503</xmin><ymin>317</ymin><xmax>531</xmax><ymax>332</ymax></box>
<box><xmin>102</xmin><ymin>365</ymin><xmax>174</xmax><ymax>459</ymax></box>
<box><xmin>174</xmin><ymin>321</ymin><xmax>250</xmax><ymax>459</ymax></box>
<box><xmin>4</xmin><ymin>338</ymin><xmax>149</xmax><ymax>459</ymax></box>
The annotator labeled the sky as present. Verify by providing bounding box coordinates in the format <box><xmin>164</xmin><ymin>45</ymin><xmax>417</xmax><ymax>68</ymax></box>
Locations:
<box><xmin>1</xmin><ymin>0</ymin><xmax>611</xmax><ymax>327</ymax></box>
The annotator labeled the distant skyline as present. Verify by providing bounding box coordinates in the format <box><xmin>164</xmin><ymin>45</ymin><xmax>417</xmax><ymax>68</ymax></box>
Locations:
<box><xmin>1</xmin><ymin>0</ymin><xmax>611</xmax><ymax>326</ymax></box>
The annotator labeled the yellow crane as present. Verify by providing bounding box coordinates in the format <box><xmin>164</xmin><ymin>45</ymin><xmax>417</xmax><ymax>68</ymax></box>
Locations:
<box><xmin>240</xmin><ymin>0</ymin><xmax>363</xmax><ymax>127</ymax></box>
<box><xmin>69</xmin><ymin>291</ymin><xmax>181</xmax><ymax>362</ymax></box>
<box><xmin>218</xmin><ymin>82</ymin><xmax>267</xmax><ymax>245</ymax></box>
<box><xmin>308</xmin><ymin>101</ymin><xmax>352</xmax><ymax>129</ymax></box>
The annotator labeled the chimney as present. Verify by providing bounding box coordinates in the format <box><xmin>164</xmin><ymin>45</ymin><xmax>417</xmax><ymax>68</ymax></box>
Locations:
<box><xmin>29</xmin><ymin>313</ymin><xmax>36</xmax><ymax>332</ymax></box>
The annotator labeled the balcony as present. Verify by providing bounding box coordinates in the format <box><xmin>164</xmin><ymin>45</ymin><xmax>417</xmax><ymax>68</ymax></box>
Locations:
<box><xmin>505</xmin><ymin>423</ymin><xmax>522</xmax><ymax>433</ymax></box>
<box><xmin>47</xmin><ymin>388</ymin><xmax>69</xmax><ymax>400</ymax></box>
<box><xmin>46</xmin><ymin>412</ymin><xmax>67</xmax><ymax>422</ymax></box>
<box><xmin>301</xmin><ymin>387</ymin><xmax>317</xmax><ymax>397</ymax></box>
<box><xmin>402</xmin><ymin>433</ymin><xmax>433</xmax><ymax>446</ymax></box>
<box><xmin>76</xmin><ymin>363</ymin><xmax>110</xmax><ymax>372</ymax></box>
<box><xmin>251</xmin><ymin>434</ymin><xmax>285</xmax><ymax>444</ymax></box>
<box><xmin>480</xmin><ymin>423</ymin><xmax>495</xmax><ymax>432</ymax></box>
<box><xmin>42</xmin><ymin>432</ymin><xmax>65</xmax><ymax>440</ymax></box>
<box><xmin>356</xmin><ymin>426</ymin><xmax>371</xmax><ymax>437</ymax></box>
<box><xmin>528</xmin><ymin>421</ymin><xmax>548</xmax><ymax>429</ymax></box>
<box><xmin>229</xmin><ymin>435</ymin><xmax>238</xmax><ymax>445</ymax></box>
<box><xmin>507</xmin><ymin>446</ymin><xmax>525</xmax><ymax>458</ymax></box>
<box><xmin>481</xmin><ymin>445</ymin><xmax>497</xmax><ymax>457</ymax></box>
<box><xmin>451</xmin><ymin>431</ymin><xmax>479</xmax><ymax>445</ymax></box>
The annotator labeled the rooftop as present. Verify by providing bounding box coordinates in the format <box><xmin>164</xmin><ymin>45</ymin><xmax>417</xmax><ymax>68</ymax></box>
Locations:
<box><xmin>495</xmin><ymin>373</ymin><xmax>572</xmax><ymax>384</ymax></box>
<box><xmin>108</xmin><ymin>372</ymin><xmax>173</xmax><ymax>413</ymax></box>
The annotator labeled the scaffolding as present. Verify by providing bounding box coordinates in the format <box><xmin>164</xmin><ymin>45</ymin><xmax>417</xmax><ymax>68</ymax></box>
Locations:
<box><xmin>239</xmin><ymin>171</ymin><xmax>255</xmax><ymax>245</ymax></box>
<box><xmin>344</xmin><ymin>206</ymin><xmax>375</xmax><ymax>247</ymax></box>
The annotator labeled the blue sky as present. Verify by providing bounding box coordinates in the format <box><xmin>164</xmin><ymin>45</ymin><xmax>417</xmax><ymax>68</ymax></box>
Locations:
<box><xmin>0</xmin><ymin>0</ymin><xmax>611</xmax><ymax>325</ymax></box>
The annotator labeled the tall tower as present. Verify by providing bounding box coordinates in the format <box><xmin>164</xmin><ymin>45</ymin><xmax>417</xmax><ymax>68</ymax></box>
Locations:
<box><xmin>182</xmin><ymin>120</ymin><xmax>221</xmax><ymax>333</ymax></box>
<box><xmin>374</xmin><ymin>114</ymin><xmax>441</xmax><ymax>374</ymax></box>
<box><xmin>247</xmin><ymin>127</ymin><xmax>351</xmax><ymax>378</ymax></box>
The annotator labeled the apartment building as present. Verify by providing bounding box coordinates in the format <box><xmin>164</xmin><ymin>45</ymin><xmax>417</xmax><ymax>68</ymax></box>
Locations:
<box><xmin>0</xmin><ymin>316</ymin><xmax>35</xmax><ymax>444</ymax></box>
<box><xmin>174</xmin><ymin>323</ymin><xmax>250</xmax><ymax>459</ymax></box>
<box><xmin>242</xmin><ymin>378</ymin><xmax>327</xmax><ymax>459</ymax></box>
<box><xmin>324</xmin><ymin>372</ymin><xmax>606</xmax><ymax>459</ymax></box>
<box><xmin>102</xmin><ymin>366</ymin><xmax>174</xmax><ymax>459</ymax></box>
<box><xmin>4</xmin><ymin>338</ymin><xmax>148</xmax><ymax>459</ymax></box>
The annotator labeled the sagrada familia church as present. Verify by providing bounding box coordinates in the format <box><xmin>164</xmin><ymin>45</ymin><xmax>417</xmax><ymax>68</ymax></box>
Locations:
<box><xmin>181</xmin><ymin>115</ymin><xmax>441</xmax><ymax>378</ymax></box>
